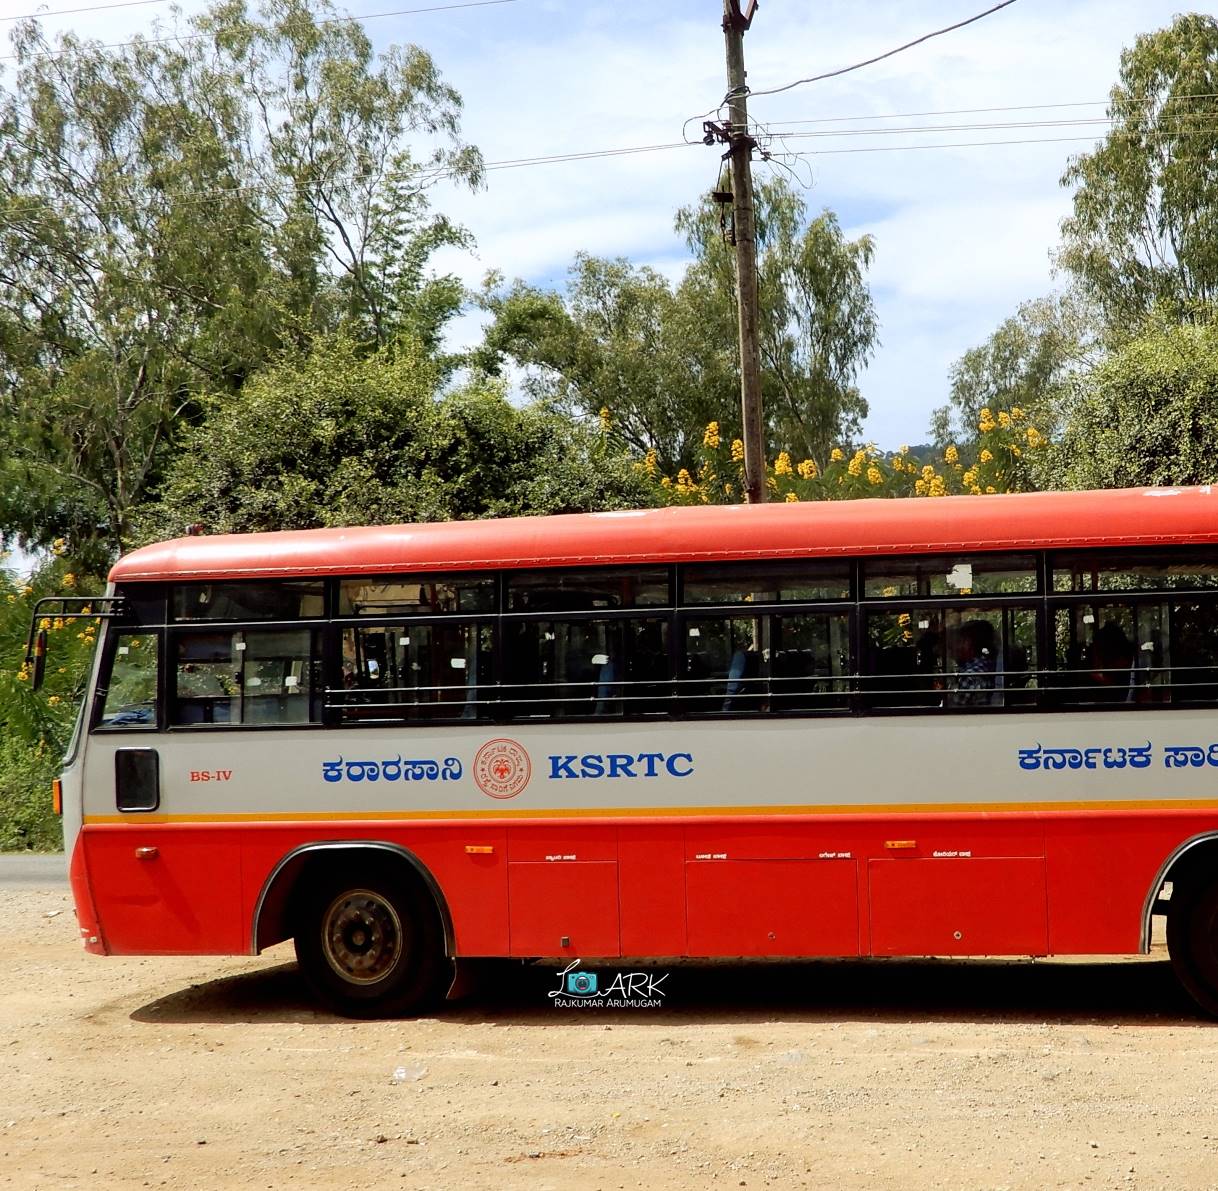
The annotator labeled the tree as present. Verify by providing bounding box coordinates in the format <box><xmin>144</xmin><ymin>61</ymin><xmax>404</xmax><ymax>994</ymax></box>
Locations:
<box><xmin>0</xmin><ymin>0</ymin><xmax>479</xmax><ymax>563</ymax></box>
<box><xmin>476</xmin><ymin>256</ymin><xmax>736</xmax><ymax>469</ymax></box>
<box><xmin>1058</xmin><ymin>14</ymin><xmax>1218</xmax><ymax>331</ymax></box>
<box><xmin>137</xmin><ymin>335</ymin><xmax>653</xmax><ymax>539</ymax></box>
<box><xmin>929</xmin><ymin>293</ymin><xmax>1095</xmax><ymax>448</ymax></box>
<box><xmin>675</xmin><ymin>176</ymin><xmax>878</xmax><ymax>463</ymax></box>
<box><xmin>476</xmin><ymin>177</ymin><xmax>878</xmax><ymax>471</ymax></box>
<box><xmin>1042</xmin><ymin>317</ymin><xmax>1218</xmax><ymax>491</ymax></box>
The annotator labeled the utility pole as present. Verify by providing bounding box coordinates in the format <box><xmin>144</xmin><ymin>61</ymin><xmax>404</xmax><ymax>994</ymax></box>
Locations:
<box><xmin>721</xmin><ymin>0</ymin><xmax>765</xmax><ymax>504</ymax></box>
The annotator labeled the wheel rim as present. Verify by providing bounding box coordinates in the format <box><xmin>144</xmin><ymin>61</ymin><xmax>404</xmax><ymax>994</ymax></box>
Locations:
<box><xmin>320</xmin><ymin>889</ymin><xmax>405</xmax><ymax>985</ymax></box>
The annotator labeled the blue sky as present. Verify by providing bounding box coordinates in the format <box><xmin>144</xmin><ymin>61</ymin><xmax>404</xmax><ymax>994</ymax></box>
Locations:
<box><xmin>0</xmin><ymin>0</ymin><xmax>1192</xmax><ymax>449</ymax></box>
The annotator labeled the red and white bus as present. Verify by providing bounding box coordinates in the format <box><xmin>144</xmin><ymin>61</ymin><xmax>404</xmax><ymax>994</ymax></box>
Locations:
<box><xmin>43</xmin><ymin>487</ymin><xmax>1218</xmax><ymax>1016</ymax></box>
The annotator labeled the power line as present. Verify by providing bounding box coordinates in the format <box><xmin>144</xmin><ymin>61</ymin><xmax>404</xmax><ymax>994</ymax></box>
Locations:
<box><xmin>0</xmin><ymin>0</ymin><xmax>168</xmax><ymax>23</ymax></box>
<box><xmin>0</xmin><ymin>0</ymin><xmax>518</xmax><ymax>63</ymax></box>
<box><xmin>756</xmin><ymin>93</ymin><xmax>1218</xmax><ymax>130</ymax></box>
<box><xmin>767</xmin><ymin>112</ymin><xmax>1218</xmax><ymax>143</ymax></box>
<box><xmin>746</xmin><ymin>0</ymin><xmax>1021</xmax><ymax>101</ymax></box>
<box><xmin>770</xmin><ymin>128</ymin><xmax>1218</xmax><ymax>159</ymax></box>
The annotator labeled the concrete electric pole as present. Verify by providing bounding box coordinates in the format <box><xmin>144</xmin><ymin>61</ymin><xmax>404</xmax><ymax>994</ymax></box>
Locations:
<box><xmin>721</xmin><ymin>0</ymin><xmax>765</xmax><ymax>504</ymax></box>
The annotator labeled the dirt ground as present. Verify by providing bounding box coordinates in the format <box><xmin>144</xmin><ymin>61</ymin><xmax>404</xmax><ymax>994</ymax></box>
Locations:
<box><xmin>3</xmin><ymin>884</ymin><xmax>1218</xmax><ymax>1191</ymax></box>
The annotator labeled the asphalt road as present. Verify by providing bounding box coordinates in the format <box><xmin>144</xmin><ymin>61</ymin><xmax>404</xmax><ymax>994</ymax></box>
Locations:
<box><xmin>0</xmin><ymin>853</ymin><xmax>66</xmax><ymax>886</ymax></box>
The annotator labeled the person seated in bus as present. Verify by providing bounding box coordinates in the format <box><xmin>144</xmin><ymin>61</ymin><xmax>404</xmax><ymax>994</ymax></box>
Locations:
<box><xmin>951</xmin><ymin>619</ymin><xmax>998</xmax><ymax>706</ymax></box>
<box><xmin>1087</xmin><ymin>620</ymin><xmax>1135</xmax><ymax>703</ymax></box>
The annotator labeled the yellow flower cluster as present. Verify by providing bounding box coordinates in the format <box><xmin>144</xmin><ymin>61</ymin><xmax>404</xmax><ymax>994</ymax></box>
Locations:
<box><xmin>730</xmin><ymin>438</ymin><xmax>745</xmax><ymax>464</ymax></box>
<box><xmin>774</xmin><ymin>451</ymin><xmax>793</xmax><ymax>477</ymax></box>
<box><xmin>944</xmin><ymin>445</ymin><xmax>959</xmax><ymax>464</ymax></box>
<box><xmin>847</xmin><ymin>449</ymin><xmax>866</xmax><ymax>477</ymax></box>
<box><xmin>830</xmin><ymin>447</ymin><xmax>845</xmax><ymax>462</ymax></box>
<box><xmin>867</xmin><ymin>464</ymin><xmax>883</xmax><ymax>486</ymax></box>
<box><xmin>978</xmin><ymin>407</ymin><xmax>997</xmax><ymax>433</ymax></box>
<box><xmin>797</xmin><ymin>458</ymin><xmax>818</xmax><ymax>480</ymax></box>
<box><xmin>598</xmin><ymin>407</ymin><xmax>611</xmax><ymax>432</ymax></box>
<box><xmin>703</xmin><ymin>421</ymin><xmax>720</xmax><ymax>449</ymax></box>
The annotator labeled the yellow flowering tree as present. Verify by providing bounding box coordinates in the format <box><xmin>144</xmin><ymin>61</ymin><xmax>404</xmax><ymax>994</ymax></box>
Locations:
<box><xmin>0</xmin><ymin>552</ymin><xmax>102</xmax><ymax>849</ymax></box>
<box><xmin>638</xmin><ymin>408</ymin><xmax>1049</xmax><ymax>505</ymax></box>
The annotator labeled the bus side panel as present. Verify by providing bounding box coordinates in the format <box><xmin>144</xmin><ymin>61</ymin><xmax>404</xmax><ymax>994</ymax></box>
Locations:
<box><xmin>686</xmin><ymin>858</ymin><xmax>861</xmax><ymax>956</ymax></box>
<box><xmin>869</xmin><ymin>857</ymin><xmax>1048</xmax><ymax>956</ymax></box>
<box><xmin>239</xmin><ymin>826</ymin><xmax>511</xmax><ymax>957</ymax></box>
<box><xmin>618</xmin><ymin>825</ymin><xmax>686</xmax><ymax>956</ymax></box>
<box><xmin>1044</xmin><ymin>810</ymin><xmax>1218</xmax><ymax>954</ymax></box>
<box><xmin>81</xmin><ymin>824</ymin><xmax>244</xmax><ymax>955</ymax></box>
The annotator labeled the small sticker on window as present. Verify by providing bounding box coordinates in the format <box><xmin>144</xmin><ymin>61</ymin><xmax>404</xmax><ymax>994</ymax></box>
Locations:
<box><xmin>689</xmin><ymin>628</ymin><xmax>701</xmax><ymax>638</ymax></box>
<box><xmin>946</xmin><ymin>563</ymin><xmax>973</xmax><ymax>590</ymax></box>
<box><xmin>235</xmin><ymin>641</ymin><xmax>247</xmax><ymax>651</ymax></box>
<box><xmin>118</xmin><ymin>646</ymin><xmax>130</xmax><ymax>655</ymax></box>
<box><xmin>284</xmin><ymin>675</ymin><xmax>299</xmax><ymax>687</ymax></box>
<box><xmin>1083</xmin><ymin>613</ymin><xmax>1095</xmax><ymax>624</ymax></box>
<box><xmin>247</xmin><ymin>677</ymin><xmax>261</xmax><ymax>687</ymax></box>
<box><xmin>591</xmin><ymin>653</ymin><xmax>609</xmax><ymax>666</ymax></box>
<box><xmin>450</xmin><ymin>657</ymin><xmax>467</xmax><ymax>670</ymax></box>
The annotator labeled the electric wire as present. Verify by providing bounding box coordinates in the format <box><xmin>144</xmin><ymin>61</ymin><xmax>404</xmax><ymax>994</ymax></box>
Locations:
<box><xmin>745</xmin><ymin>0</ymin><xmax>1022</xmax><ymax>101</ymax></box>
<box><xmin>0</xmin><ymin>0</ymin><xmax>169</xmax><ymax>23</ymax></box>
<box><xmin>0</xmin><ymin>0</ymin><xmax>518</xmax><ymax>63</ymax></box>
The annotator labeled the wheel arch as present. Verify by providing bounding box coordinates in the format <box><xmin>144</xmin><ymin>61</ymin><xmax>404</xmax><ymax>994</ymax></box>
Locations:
<box><xmin>251</xmin><ymin>841</ymin><xmax>455</xmax><ymax>957</ymax></box>
<box><xmin>1140</xmin><ymin>831</ymin><xmax>1218</xmax><ymax>951</ymax></box>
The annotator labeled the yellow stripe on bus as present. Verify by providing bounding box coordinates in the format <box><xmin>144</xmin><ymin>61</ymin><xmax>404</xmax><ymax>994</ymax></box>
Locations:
<box><xmin>81</xmin><ymin>797</ymin><xmax>1218</xmax><ymax>825</ymax></box>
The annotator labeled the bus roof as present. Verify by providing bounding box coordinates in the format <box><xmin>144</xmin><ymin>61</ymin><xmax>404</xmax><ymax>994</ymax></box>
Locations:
<box><xmin>109</xmin><ymin>487</ymin><xmax>1218</xmax><ymax>583</ymax></box>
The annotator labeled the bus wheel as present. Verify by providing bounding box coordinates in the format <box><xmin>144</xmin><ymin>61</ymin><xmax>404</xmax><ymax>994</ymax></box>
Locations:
<box><xmin>293</xmin><ymin>863</ymin><xmax>447</xmax><ymax>1018</ymax></box>
<box><xmin>1167</xmin><ymin>879</ymin><xmax>1218</xmax><ymax>1018</ymax></box>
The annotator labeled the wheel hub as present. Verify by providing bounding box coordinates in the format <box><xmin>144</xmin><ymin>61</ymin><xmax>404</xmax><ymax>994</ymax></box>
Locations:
<box><xmin>321</xmin><ymin>889</ymin><xmax>404</xmax><ymax>985</ymax></box>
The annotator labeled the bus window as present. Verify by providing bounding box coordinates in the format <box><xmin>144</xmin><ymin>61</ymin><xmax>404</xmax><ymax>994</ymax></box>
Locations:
<box><xmin>683</xmin><ymin>560</ymin><xmax>850</xmax><ymax>604</ymax></box>
<box><xmin>339</xmin><ymin>575</ymin><xmax>495</xmax><ymax>616</ymax></box>
<box><xmin>1053</xmin><ymin>547</ymin><xmax>1218</xmax><ymax>593</ymax></box>
<box><xmin>173</xmin><ymin>581</ymin><xmax>324</xmax><ymax>621</ymax></box>
<box><xmin>1170</xmin><ymin>601</ymin><xmax>1218</xmax><ymax>703</ymax></box>
<box><xmin>864</xmin><ymin>553</ymin><xmax>1037</xmax><ymax>599</ymax></box>
<box><xmin>507</xmin><ymin>568</ymin><xmax>669</xmax><ymax>612</ymax></box>
<box><xmin>1052</xmin><ymin>603</ymin><xmax>1168</xmax><ymax>704</ymax></box>
<box><xmin>97</xmin><ymin>632</ymin><xmax>159</xmax><ymax>729</ymax></box>
<box><xmin>866</xmin><ymin>606</ymin><xmax>1038</xmax><ymax>709</ymax></box>
<box><xmin>682</xmin><ymin>616</ymin><xmax>765</xmax><ymax>713</ymax></box>
<box><xmin>770</xmin><ymin>613</ymin><xmax>850</xmax><ymax>711</ymax></box>
<box><xmin>171</xmin><ymin>629</ymin><xmax>319</xmax><ymax>726</ymax></box>
<box><xmin>338</xmin><ymin>623</ymin><xmax>493</xmax><ymax>721</ymax></box>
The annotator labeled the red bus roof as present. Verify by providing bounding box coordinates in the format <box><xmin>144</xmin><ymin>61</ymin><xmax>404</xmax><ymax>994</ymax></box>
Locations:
<box><xmin>109</xmin><ymin>487</ymin><xmax>1218</xmax><ymax>583</ymax></box>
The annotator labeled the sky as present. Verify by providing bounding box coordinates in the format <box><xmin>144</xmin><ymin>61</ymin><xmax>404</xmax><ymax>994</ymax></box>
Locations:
<box><xmin>0</xmin><ymin>0</ymin><xmax>1195</xmax><ymax>451</ymax></box>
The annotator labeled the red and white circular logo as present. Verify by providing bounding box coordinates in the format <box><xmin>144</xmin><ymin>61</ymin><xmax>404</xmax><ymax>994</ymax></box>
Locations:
<box><xmin>473</xmin><ymin>738</ymin><xmax>532</xmax><ymax>800</ymax></box>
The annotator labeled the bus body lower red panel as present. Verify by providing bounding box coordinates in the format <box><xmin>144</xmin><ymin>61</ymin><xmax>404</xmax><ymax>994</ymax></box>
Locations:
<box><xmin>72</xmin><ymin>809</ymin><xmax>1218</xmax><ymax>963</ymax></box>
<box><xmin>869</xmin><ymin>857</ymin><xmax>1049</xmax><ymax>956</ymax></box>
<box><xmin>82</xmin><ymin>827</ymin><xmax>243</xmax><ymax>955</ymax></box>
<box><xmin>507</xmin><ymin>861</ymin><xmax>620</xmax><ymax>957</ymax></box>
<box><xmin>685</xmin><ymin>859</ymin><xmax>860</xmax><ymax>956</ymax></box>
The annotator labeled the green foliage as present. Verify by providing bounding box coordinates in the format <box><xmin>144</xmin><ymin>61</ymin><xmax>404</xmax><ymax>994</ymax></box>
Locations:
<box><xmin>0</xmin><ymin>553</ymin><xmax>101</xmax><ymax>852</ymax></box>
<box><xmin>0</xmin><ymin>737</ymin><xmax>63</xmax><ymax>852</ymax></box>
<box><xmin>0</xmin><ymin>0</ymin><xmax>479</xmax><ymax>562</ymax></box>
<box><xmin>675</xmin><ymin>178</ymin><xmax>877</xmax><ymax>463</ymax></box>
<box><xmin>930</xmin><ymin>293</ymin><xmax>1094</xmax><ymax>448</ymax></box>
<box><xmin>476</xmin><ymin>176</ymin><xmax>877</xmax><ymax>471</ymax></box>
<box><xmin>1041</xmin><ymin>318</ymin><xmax>1218</xmax><ymax>490</ymax></box>
<box><xmin>138</xmin><ymin>335</ymin><xmax>654</xmax><ymax>537</ymax></box>
<box><xmin>1059</xmin><ymin>14</ymin><xmax>1218</xmax><ymax>330</ymax></box>
<box><xmin>476</xmin><ymin>256</ymin><xmax>734</xmax><ymax>470</ymax></box>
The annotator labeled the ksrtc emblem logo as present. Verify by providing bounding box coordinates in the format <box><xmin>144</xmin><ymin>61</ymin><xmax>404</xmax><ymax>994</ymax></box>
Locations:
<box><xmin>473</xmin><ymin>738</ymin><xmax>532</xmax><ymax>800</ymax></box>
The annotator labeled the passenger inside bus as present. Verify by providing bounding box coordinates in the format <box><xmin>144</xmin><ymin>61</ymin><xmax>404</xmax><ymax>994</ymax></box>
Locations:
<box><xmin>951</xmin><ymin>619</ymin><xmax>998</xmax><ymax>706</ymax></box>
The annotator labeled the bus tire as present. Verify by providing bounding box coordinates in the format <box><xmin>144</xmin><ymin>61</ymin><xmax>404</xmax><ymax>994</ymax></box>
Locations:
<box><xmin>1167</xmin><ymin>878</ymin><xmax>1218</xmax><ymax>1018</ymax></box>
<box><xmin>293</xmin><ymin>862</ymin><xmax>448</xmax><ymax>1018</ymax></box>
